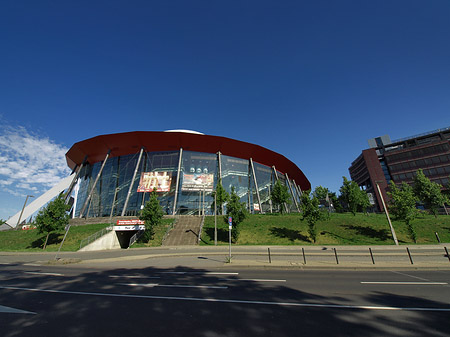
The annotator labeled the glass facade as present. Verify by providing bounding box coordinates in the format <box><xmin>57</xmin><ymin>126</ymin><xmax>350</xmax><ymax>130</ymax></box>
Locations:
<box><xmin>73</xmin><ymin>149</ymin><xmax>302</xmax><ymax>218</ymax></box>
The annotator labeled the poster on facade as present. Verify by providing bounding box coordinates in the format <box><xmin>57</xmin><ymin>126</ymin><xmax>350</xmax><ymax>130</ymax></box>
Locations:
<box><xmin>182</xmin><ymin>173</ymin><xmax>214</xmax><ymax>192</ymax></box>
<box><xmin>137</xmin><ymin>171</ymin><xmax>172</xmax><ymax>192</ymax></box>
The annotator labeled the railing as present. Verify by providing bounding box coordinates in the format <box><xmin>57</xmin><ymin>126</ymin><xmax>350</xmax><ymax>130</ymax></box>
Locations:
<box><xmin>79</xmin><ymin>226</ymin><xmax>113</xmax><ymax>250</ymax></box>
<box><xmin>198</xmin><ymin>215</ymin><xmax>205</xmax><ymax>244</ymax></box>
<box><xmin>129</xmin><ymin>230</ymin><xmax>145</xmax><ymax>247</ymax></box>
<box><xmin>162</xmin><ymin>217</ymin><xmax>177</xmax><ymax>243</ymax></box>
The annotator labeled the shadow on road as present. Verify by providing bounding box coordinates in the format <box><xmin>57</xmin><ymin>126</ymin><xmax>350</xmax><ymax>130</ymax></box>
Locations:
<box><xmin>0</xmin><ymin>265</ymin><xmax>449</xmax><ymax>337</ymax></box>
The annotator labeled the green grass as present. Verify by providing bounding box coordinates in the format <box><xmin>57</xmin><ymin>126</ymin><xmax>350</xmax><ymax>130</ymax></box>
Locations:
<box><xmin>1</xmin><ymin>214</ymin><xmax>449</xmax><ymax>252</ymax></box>
<box><xmin>200</xmin><ymin>212</ymin><xmax>450</xmax><ymax>246</ymax></box>
<box><xmin>0</xmin><ymin>218</ymin><xmax>174</xmax><ymax>252</ymax></box>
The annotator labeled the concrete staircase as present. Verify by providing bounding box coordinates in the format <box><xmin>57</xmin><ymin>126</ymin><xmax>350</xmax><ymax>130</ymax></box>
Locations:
<box><xmin>162</xmin><ymin>216</ymin><xmax>203</xmax><ymax>246</ymax></box>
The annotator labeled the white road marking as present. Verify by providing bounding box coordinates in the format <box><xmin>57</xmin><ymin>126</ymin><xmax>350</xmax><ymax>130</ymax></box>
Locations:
<box><xmin>117</xmin><ymin>283</ymin><xmax>228</xmax><ymax>289</ymax></box>
<box><xmin>391</xmin><ymin>271</ymin><xmax>433</xmax><ymax>282</ymax></box>
<box><xmin>0</xmin><ymin>304</ymin><xmax>36</xmax><ymax>315</ymax></box>
<box><xmin>159</xmin><ymin>272</ymin><xmax>239</xmax><ymax>275</ymax></box>
<box><xmin>220</xmin><ymin>278</ymin><xmax>286</xmax><ymax>282</ymax></box>
<box><xmin>0</xmin><ymin>263</ymin><xmax>11</xmax><ymax>265</ymax></box>
<box><xmin>2</xmin><ymin>285</ymin><xmax>450</xmax><ymax>312</ymax></box>
<box><xmin>23</xmin><ymin>264</ymin><xmax>41</xmax><ymax>266</ymax></box>
<box><xmin>109</xmin><ymin>275</ymin><xmax>161</xmax><ymax>279</ymax></box>
<box><xmin>361</xmin><ymin>282</ymin><xmax>447</xmax><ymax>285</ymax></box>
<box><xmin>25</xmin><ymin>272</ymin><xmax>64</xmax><ymax>276</ymax></box>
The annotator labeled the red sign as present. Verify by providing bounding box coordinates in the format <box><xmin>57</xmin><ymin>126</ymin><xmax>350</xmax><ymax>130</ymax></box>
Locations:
<box><xmin>116</xmin><ymin>219</ymin><xmax>145</xmax><ymax>226</ymax></box>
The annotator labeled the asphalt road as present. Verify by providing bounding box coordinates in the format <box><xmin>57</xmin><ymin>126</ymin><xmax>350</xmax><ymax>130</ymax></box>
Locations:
<box><xmin>1</xmin><ymin>263</ymin><xmax>449</xmax><ymax>337</ymax></box>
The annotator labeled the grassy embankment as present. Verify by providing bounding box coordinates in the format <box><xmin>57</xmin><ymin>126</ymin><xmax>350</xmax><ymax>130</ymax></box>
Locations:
<box><xmin>0</xmin><ymin>219</ymin><xmax>174</xmax><ymax>252</ymax></box>
<box><xmin>1</xmin><ymin>213</ymin><xmax>449</xmax><ymax>252</ymax></box>
<box><xmin>200</xmin><ymin>212</ymin><xmax>450</xmax><ymax>245</ymax></box>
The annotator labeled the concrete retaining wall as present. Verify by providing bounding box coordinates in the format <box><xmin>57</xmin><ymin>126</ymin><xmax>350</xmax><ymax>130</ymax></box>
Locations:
<box><xmin>78</xmin><ymin>230</ymin><xmax>121</xmax><ymax>251</ymax></box>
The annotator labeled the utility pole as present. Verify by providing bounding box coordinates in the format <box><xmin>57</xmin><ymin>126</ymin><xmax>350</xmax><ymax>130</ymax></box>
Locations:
<box><xmin>375</xmin><ymin>182</ymin><xmax>398</xmax><ymax>245</ymax></box>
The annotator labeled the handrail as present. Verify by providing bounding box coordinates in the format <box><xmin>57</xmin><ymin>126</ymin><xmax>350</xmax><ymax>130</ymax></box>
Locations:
<box><xmin>198</xmin><ymin>215</ymin><xmax>205</xmax><ymax>244</ymax></box>
<box><xmin>162</xmin><ymin>216</ymin><xmax>177</xmax><ymax>243</ymax></box>
<box><xmin>129</xmin><ymin>230</ymin><xmax>145</xmax><ymax>247</ymax></box>
<box><xmin>79</xmin><ymin>225</ymin><xmax>113</xmax><ymax>250</ymax></box>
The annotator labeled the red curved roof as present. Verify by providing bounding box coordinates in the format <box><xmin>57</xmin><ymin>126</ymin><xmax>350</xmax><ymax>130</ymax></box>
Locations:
<box><xmin>65</xmin><ymin>131</ymin><xmax>311</xmax><ymax>190</ymax></box>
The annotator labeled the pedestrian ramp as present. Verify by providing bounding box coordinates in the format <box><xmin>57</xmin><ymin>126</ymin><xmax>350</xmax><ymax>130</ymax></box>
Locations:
<box><xmin>162</xmin><ymin>216</ymin><xmax>204</xmax><ymax>246</ymax></box>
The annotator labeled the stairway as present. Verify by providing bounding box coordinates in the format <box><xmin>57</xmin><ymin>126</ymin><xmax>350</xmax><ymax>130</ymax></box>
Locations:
<box><xmin>162</xmin><ymin>216</ymin><xmax>203</xmax><ymax>246</ymax></box>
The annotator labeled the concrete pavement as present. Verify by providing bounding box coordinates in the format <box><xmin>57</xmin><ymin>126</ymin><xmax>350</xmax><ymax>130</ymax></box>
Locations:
<box><xmin>1</xmin><ymin>244</ymin><xmax>450</xmax><ymax>270</ymax></box>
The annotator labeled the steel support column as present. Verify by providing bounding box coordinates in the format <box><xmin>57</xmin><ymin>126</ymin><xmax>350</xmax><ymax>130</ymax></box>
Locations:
<box><xmin>121</xmin><ymin>147</ymin><xmax>144</xmax><ymax>216</ymax></box>
<box><xmin>172</xmin><ymin>148</ymin><xmax>183</xmax><ymax>215</ymax></box>
<box><xmin>64</xmin><ymin>156</ymin><xmax>87</xmax><ymax>205</ymax></box>
<box><xmin>285</xmin><ymin>173</ymin><xmax>300</xmax><ymax>212</ymax></box>
<box><xmin>250</xmin><ymin>158</ymin><xmax>263</xmax><ymax>213</ymax></box>
<box><xmin>272</xmin><ymin>165</ymin><xmax>289</xmax><ymax>213</ymax></box>
<box><xmin>79</xmin><ymin>150</ymin><xmax>110</xmax><ymax>218</ymax></box>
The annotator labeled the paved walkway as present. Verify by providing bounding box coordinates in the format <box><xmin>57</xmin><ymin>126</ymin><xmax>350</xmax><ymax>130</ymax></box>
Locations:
<box><xmin>1</xmin><ymin>244</ymin><xmax>450</xmax><ymax>270</ymax></box>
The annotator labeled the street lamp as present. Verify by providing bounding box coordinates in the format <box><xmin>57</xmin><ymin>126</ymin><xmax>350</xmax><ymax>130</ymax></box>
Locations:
<box><xmin>375</xmin><ymin>182</ymin><xmax>398</xmax><ymax>245</ymax></box>
<box><xmin>16</xmin><ymin>195</ymin><xmax>34</xmax><ymax>228</ymax></box>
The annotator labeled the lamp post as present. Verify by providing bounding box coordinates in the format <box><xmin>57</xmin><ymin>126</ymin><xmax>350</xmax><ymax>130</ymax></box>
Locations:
<box><xmin>375</xmin><ymin>182</ymin><xmax>398</xmax><ymax>245</ymax></box>
<box><xmin>16</xmin><ymin>195</ymin><xmax>34</xmax><ymax>228</ymax></box>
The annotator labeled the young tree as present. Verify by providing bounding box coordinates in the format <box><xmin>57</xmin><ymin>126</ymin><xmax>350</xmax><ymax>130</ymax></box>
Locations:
<box><xmin>388</xmin><ymin>181</ymin><xmax>420</xmax><ymax>243</ymax></box>
<box><xmin>224</xmin><ymin>187</ymin><xmax>248</xmax><ymax>243</ymax></box>
<box><xmin>300</xmin><ymin>190</ymin><xmax>323</xmax><ymax>243</ymax></box>
<box><xmin>413</xmin><ymin>169</ymin><xmax>449</xmax><ymax>217</ymax></box>
<box><xmin>211</xmin><ymin>178</ymin><xmax>229</xmax><ymax>215</ymax></box>
<box><xmin>139</xmin><ymin>189</ymin><xmax>164</xmax><ymax>242</ymax></box>
<box><xmin>271</xmin><ymin>180</ymin><xmax>291</xmax><ymax>213</ymax></box>
<box><xmin>338</xmin><ymin>177</ymin><xmax>370</xmax><ymax>215</ymax></box>
<box><xmin>34</xmin><ymin>195</ymin><xmax>70</xmax><ymax>249</ymax></box>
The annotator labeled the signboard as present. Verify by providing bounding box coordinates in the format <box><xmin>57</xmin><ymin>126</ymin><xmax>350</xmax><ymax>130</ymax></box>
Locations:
<box><xmin>137</xmin><ymin>172</ymin><xmax>172</xmax><ymax>192</ymax></box>
<box><xmin>253</xmin><ymin>203</ymin><xmax>260</xmax><ymax>211</ymax></box>
<box><xmin>367</xmin><ymin>193</ymin><xmax>375</xmax><ymax>205</ymax></box>
<box><xmin>116</xmin><ymin>219</ymin><xmax>145</xmax><ymax>226</ymax></box>
<box><xmin>114</xmin><ymin>225</ymin><xmax>146</xmax><ymax>231</ymax></box>
<box><xmin>182</xmin><ymin>173</ymin><xmax>214</xmax><ymax>192</ymax></box>
<box><xmin>228</xmin><ymin>216</ymin><xmax>232</xmax><ymax>229</ymax></box>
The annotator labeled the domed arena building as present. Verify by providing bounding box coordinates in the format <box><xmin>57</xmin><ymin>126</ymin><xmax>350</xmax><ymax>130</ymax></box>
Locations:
<box><xmin>65</xmin><ymin>130</ymin><xmax>311</xmax><ymax>218</ymax></box>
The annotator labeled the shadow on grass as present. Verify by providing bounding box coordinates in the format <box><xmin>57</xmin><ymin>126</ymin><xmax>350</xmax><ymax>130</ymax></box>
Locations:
<box><xmin>28</xmin><ymin>232</ymin><xmax>62</xmax><ymax>249</ymax></box>
<box><xmin>270</xmin><ymin>227</ymin><xmax>311</xmax><ymax>243</ymax></box>
<box><xmin>342</xmin><ymin>225</ymin><xmax>391</xmax><ymax>241</ymax></box>
<box><xmin>204</xmin><ymin>227</ymin><xmax>229</xmax><ymax>243</ymax></box>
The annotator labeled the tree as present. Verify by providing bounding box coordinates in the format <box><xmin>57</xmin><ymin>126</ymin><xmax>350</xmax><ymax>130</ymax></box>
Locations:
<box><xmin>139</xmin><ymin>189</ymin><xmax>164</xmax><ymax>242</ymax></box>
<box><xmin>413</xmin><ymin>169</ymin><xmax>449</xmax><ymax>217</ymax></box>
<box><xmin>338</xmin><ymin>177</ymin><xmax>370</xmax><ymax>215</ymax></box>
<box><xmin>211</xmin><ymin>178</ymin><xmax>229</xmax><ymax>215</ymax></box>
<box><xmin>271</xmin><ymin>180</ymin><xmax>291</xmax><ymax>213</ymax></box>
<box><xmin>313</xmin><ymin>186</ymin><xmax>330</xmax><ymax>201</ymax></box>
<box><xmin>224</xmin><ymin>187</ymin><xmax>248</xmax><ymax>243</ymax></box>
<box><xmin>300</xmin><ymin>190</ymin><xmax>323</xmax><ymax>243</ymax></box>
<box><xmin>388</xmin><ymin>181</ymin><xmax>420</xmax><ymax>243</ymax></box>
<box><xmin>0</xmin><ymin>219</ymin><xmax>6</xmax><ymax>226</ymax></box>
<box><xmin>34</xmin><ymin>195</ymin><xmax>70</xmax><ymax>249</ymax></box>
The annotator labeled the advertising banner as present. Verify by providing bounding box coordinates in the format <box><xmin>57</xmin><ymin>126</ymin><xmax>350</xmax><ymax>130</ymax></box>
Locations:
<box><xmin>137</xmin><ymin>172</ymin><xmax>172</xmax><ymax>192</ymax></box>
<box><xmin>182</xmin><ymin>173</ymin><xmax>214</xmax><ymax>192</ymax></box>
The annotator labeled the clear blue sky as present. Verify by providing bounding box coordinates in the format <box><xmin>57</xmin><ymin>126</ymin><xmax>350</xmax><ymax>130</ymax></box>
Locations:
<box><xmin>1</xmin><ymin>0</ymin><xmax>450</xmax><ymax>220</ymax></box>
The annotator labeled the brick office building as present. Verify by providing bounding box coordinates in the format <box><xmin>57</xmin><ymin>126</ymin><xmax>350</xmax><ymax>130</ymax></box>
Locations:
<box><xmin>349</xmin><ymin>127</ymin><xmax>450</xmax><ymax>212</ymax></box>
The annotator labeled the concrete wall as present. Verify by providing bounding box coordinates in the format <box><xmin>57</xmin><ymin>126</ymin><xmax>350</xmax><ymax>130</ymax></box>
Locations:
<box><xmin>78</xmin><ymin>230</ymin><xmax>121</xmax><ymax>252</ymax></box>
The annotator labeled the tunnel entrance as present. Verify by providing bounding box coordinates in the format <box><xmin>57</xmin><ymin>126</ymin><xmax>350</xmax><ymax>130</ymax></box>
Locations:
<box><xmin>114</xmin><ymin>220</ymin><xmax>145</xmax><ymax>249</ymax></box>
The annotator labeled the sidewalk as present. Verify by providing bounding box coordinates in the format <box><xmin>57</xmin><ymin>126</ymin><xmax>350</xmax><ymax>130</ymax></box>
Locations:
<box><xmin>1</xmin><ymin>244</ymin><xmax>450</xmax><ymax>270</ymax></box>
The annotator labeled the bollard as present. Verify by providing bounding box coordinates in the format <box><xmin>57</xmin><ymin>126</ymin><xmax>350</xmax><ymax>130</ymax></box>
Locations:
<box><xmin>445</xmin><ymin>247</ymin><xmax>450</xmax><ymax>263</ymax></box>
<box><xmin>333</xmin><ymin>248</ymin><xmax>339</xmax><ymax>264</ymax></box>
<box><xmin>302</xmin><ymin>248</ymin><xmax>306</xmax><ymax>264</ymax></box>
<box><xmin>369</xmin><ymin>248</ymin><xmax>375</xmax><ymax>264</ymax></box>
<box><xmin>406</xmin><ymin>247</ymin><xmax>414</xmax><ymax>265</ymax></box>
<box><xmin>435</xmin><ymin>232</ymin><xmax>441</xmax><ymax>243</ymax></box>
<box><xmin>268</xmin><ymin>248</ymin><xmax>272</xmax><ymax>264</ymax></box>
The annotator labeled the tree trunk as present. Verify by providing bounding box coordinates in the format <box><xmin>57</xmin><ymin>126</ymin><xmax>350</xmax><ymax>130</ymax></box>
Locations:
<box><xmin>43</xmin><ymin>233</ymin><xmax>50</xmax><ymax>250</ymax></box>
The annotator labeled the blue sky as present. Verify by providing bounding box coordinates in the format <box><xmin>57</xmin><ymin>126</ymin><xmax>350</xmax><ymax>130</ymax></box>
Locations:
<box><xmin>1</xmin><ymin>0</ymin><xmax>450</xmax><ymax>220</ymax></box>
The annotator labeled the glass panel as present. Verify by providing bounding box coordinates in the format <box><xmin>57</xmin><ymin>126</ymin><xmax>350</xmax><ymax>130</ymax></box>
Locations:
<box><xmin>176</xmin><ymin>151</ymin><xmax>217</xmax><ymax>215</ymax></box>
<box><xmin>221</xmin><ymin>155</ymin><xmax>250</xmax><ymax>208</ymax></box>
